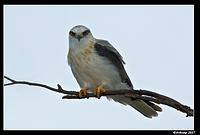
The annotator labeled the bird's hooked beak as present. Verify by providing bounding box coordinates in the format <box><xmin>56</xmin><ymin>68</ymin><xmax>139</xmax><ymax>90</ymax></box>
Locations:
<box><xmin>76</xmin><ymin>35</ymin><xmax>82</xmax><ymax>41</ymax></box>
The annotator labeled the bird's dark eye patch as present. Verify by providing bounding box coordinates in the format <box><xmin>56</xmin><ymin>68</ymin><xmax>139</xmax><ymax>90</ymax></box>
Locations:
<box><xmin>69</xmin><ymin>31</ymin><xmax>76</xmax><ymax>37</ymax></box>
<box><xmin>82</xmin><ymin>30</ymin><xmax>90</xmax><ymax>36</ymax></box>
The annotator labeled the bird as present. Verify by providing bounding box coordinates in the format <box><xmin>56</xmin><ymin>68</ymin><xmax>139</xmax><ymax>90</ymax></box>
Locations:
<box><xmin>67</xmin><ymin>25</ymin><xmax>161</xmax><ymax>118</ymax></box>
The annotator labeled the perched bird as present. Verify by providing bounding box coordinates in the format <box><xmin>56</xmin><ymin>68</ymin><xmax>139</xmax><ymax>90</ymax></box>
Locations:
<box><xmin>67</xmin><ymin>25</ymin><xmax>161</xmax><ymax>118</ymax></box>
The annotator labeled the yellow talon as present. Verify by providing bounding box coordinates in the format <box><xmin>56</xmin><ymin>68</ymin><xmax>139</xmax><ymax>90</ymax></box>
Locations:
<box><xmin>94</xmin><ymin>84</ymin><xmax>106</xmax><ymax>99</ymax></box>
<box><xmin>79</xmin><ymin>87</ymin><xmax>89</xmax><ymax>98</ymax></box>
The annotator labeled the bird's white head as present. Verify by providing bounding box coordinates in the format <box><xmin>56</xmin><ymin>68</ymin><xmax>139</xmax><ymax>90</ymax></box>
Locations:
<box><xmin>69</xmin><ymin>25</ymin><xmax>94</xmax><ymax>49</ymax></box>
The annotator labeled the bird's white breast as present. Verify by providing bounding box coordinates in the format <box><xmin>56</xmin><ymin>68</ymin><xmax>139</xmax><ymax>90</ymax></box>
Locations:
<box><xmin>68</xmin><ymin>39</ymin><xmax>123</xmax><ymax>92</ymax></box>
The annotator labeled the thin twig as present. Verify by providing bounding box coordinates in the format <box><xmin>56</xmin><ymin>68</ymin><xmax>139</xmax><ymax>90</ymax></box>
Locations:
<box><xmin>4</xmin><ymin>75</ymin><xmax>194</xmax><ymax>117</ymax></box>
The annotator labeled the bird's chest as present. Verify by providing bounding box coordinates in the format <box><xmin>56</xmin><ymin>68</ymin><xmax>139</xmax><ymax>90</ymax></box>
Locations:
<box><xmin>68</xmin><ymin>44</ymin><xmax>121</xmax><ymax>89</ymax></box>
<box><xmin>68</xmin><ymin>42</ymin><xmax>96</xmax><ymax>70</ymax></box>
<box><xmin>68</xmin><ymin>46</ymin><xmax>109</xmax><ymax>77</ymax></box>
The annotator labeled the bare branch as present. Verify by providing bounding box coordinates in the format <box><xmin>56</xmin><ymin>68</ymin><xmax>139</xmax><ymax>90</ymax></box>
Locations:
<box><xmin>4</xmin><ymin>76</ymin><xmax>194</xmax><ymax>117</ymax></box>
<box><xmin>4</xmin><ymin>76</ymin><xmax>78</xmax><ymax>95</ymax></box>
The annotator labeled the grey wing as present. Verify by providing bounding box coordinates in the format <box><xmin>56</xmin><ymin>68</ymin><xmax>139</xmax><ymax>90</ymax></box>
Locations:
<box><xmin>95</xmin><ymin>39</ymin><xmax>125</xmax><ymax>64</ymax></box>
<box><xmin>94</xmin><ymin>39</ymin><xmax>133</xmax><ymax>89</ymax></box>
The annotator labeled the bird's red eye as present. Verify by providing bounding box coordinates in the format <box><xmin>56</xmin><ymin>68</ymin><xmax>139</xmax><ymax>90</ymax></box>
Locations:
<box><xmin>82</xmin><ymin>30</ymin><xmax>90</xmax><ymax>36</ymax></box>
<box><xmin>69</xmin><ymin>31</ymin><xmax>76</xmax><ymax>37</ymax></box>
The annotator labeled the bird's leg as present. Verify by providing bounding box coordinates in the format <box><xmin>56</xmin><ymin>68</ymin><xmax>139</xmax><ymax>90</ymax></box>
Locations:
<box><xmin>79</xmin><ymin>87</ymin><xmax>89</xmax><ymax>98</ymax></box>
<box><xmin>94</xmin><ymin>84</ymin><xmax>106</xmax><ymax>99</ymax></box>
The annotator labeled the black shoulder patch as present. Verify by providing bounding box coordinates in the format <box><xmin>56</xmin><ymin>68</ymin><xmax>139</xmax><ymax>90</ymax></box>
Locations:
<box><xmin>94</xmin><ymin>43</ymin><xmax>133</xmax><ymax>89</ymax></box>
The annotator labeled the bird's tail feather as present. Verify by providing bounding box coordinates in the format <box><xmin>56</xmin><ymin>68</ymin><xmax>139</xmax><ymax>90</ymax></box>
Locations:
<box><xmin>108</xmin><ymin>95</ymin><xmax>158</xmax><ymax>118</ymax></box>
<box><xmin>128</xmin><ymin>99</ymin><xmax>158</xmax><ymax>118</ymax></box>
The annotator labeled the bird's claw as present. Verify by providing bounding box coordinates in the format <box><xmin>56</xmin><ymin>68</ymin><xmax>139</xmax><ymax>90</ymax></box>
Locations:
<box><xmin>79</xmin><ymin>87</ymin><xmax>89</xmax><ymax>98</ymax></box>
<box><xmin>94</xmin><ymin>84</ymin><xmax>106</xmax><ymax>99</ymax></box>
